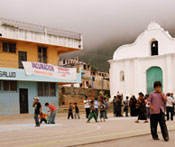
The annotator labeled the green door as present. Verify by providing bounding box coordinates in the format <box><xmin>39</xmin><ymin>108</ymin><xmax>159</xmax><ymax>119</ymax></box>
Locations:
<box><xmin>146</xmin><ymin>67</ymin><xmax>163</xmax><ymax>94</ymax></box>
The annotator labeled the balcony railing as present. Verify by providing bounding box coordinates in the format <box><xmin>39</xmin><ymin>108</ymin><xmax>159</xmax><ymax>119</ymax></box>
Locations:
<box><xmin>0</xmin><ymin>17</ymin><xmax>81</xmax><ymax>40</ymax></box>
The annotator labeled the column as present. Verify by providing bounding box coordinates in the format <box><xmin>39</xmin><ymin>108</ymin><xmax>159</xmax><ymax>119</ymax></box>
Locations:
<box><xmin>166</xmin><ymin>55</ymin><xmax>172</xmax><ymax>92</ymax></box>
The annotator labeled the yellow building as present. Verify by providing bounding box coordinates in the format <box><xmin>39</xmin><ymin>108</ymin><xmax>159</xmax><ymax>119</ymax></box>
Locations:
<box><xmin>0</xmin><ymin>18</ymin><xmax>83</xmax><ymax>114</ymax></box>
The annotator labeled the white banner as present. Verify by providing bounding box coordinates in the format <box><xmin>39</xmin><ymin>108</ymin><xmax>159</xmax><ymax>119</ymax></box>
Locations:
<box><xmin>22</xmin><ymin>61</ymin><xmax>77</xmax><ymax>80</ymax></box>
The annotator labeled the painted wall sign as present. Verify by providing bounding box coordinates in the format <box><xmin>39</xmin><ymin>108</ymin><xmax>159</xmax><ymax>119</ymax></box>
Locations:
<box><xmin>22</xmin><ymin>62</ymin><xmax>77</xmax><ymax>80</ymax></box>
<box><xmin>0</xmin><ymin>71</ymin><xmax>16</xmax><ymax>78</ymax></box>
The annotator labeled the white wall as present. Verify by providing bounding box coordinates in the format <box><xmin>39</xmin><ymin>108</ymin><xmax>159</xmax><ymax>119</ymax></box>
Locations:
<box><xmin>109</xmin><ymin>22</ymin><xmax>175</xmax><ymax>100</ymax></box>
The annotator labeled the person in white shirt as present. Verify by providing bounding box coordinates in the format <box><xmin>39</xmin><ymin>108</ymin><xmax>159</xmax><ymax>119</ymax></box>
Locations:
<box><xmin>166</xmin><ymin>93</ymin><xmax>174</xmax><ymax>121</ymax></box>
<box><xmin>94</xmin><ymin>97</ymin><xmax>99</xmax><ymax>118</ymax></box>
<box><xmin>145</xmin><ymin>94</ymin><xmax>150</xmax><ymax>120</ymax></box>
<box><xmin>84</xmin><ymin>96</ymin><xmax>90</xmax><ymax>118</ymax></box>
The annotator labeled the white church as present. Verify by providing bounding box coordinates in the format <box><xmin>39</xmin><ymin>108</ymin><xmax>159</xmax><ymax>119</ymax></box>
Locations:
<box><xmin>109</xmin><ymin>22</ymin><xmax>175</xmax><ymax>99</ymax></box>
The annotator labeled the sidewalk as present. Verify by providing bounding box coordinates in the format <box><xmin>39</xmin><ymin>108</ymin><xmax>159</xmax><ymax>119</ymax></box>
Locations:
<box><xmin>0</xmin><ymin>113</ymin><xmax>175</xmax><ymax>147</ymax></box>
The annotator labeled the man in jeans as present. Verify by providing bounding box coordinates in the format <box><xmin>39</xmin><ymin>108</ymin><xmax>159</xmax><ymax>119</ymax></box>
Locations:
<box><xmin>149</xmin><ymin>81</ymin><xmax>169</xmax><ymax>141</ymax></box>
<box><xmin>33</xmin><ymin>97</ymin><xmax>42</xmax><ymax>127</ymax></box>
<box><xmin>45</xmin><ymin>103</ymin><xmax>56</xmax><ymax>124</ymax></box>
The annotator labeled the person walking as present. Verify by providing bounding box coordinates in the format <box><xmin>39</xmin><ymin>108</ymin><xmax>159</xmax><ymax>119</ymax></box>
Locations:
<box><xmin>87</xmin><ymin>100</ymin><xmax>98</xmax><ymax>123</ymax></box>
<box><xmin>84</xmin><ymin>96</ymin><xmax>90</xmax><ymax>119</ymax></box>
<box><xmin>149</xmin><ymin>81</ymin><xmax>169</xmax><ymax>141</ymax></box>
<box><xmin>166</xmin><ymin>93</ymin><xmax>174</xmax><ymax>121</ymax></box>
<box><xmin>32</xmin><ymin>97</ymin><xmax>42</xmax><ymax>127</ymax></box>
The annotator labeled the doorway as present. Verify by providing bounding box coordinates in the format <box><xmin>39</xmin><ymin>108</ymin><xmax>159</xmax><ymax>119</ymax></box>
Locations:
<box><xmin>19</xmin><ymin>88</ymin><xmax>29</xmax><ymax>113</ymax></box>
<box><xmin>146</xmin><ymin>67</ymin><xmax>163</xmax><ymax>94</ymax></box>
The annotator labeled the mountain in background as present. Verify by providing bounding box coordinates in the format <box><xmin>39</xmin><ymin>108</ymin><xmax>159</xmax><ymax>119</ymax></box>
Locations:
<box><xmin>61</xmin><ymin>38</ymin><xmax>135</xmax><ymax>72</ymax></box>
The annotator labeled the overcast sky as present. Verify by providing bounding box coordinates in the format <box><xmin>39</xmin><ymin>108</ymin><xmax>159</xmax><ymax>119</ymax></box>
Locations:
<box><xmin>1</xmin><ymin>0</ymin><xmax>175</xmax><ymax>54</ymax></box>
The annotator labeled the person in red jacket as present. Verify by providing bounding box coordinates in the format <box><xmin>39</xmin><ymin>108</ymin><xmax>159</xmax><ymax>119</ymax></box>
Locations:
<box><xmin>45</xmin><ymin>103</ymin><xmax>56</xmax><ymax>124</ymax></box>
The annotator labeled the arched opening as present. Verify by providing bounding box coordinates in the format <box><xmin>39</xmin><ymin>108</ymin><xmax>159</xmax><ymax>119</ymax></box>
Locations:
<box><xmin>146</xmin><ymin>67</ymin><xmax>163</xmax><ymax>94</ymax></box>
<box><xmin>120</xmin><ymin>71</ymin><xmax>125</xmax><ymax>81</ymax></box>
<box><xmin>151</xmin><ymin>40</ymin><xmax>158</xmax><ymax>56</ymax></box>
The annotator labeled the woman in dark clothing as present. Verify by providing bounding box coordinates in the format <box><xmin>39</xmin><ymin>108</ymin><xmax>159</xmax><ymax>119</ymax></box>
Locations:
<box><xmin>113</xmin><ymin>96</ymin><xmax>117</xmax><ymax>116</ymax></box>
<box><xmin>115</xmin><ymin>96</ymin><xmax>121</xmax><ymax>117</ymax></box>
<box><xmin>129</xmin><ymin>95</ymin><xmax>137</xmax><ymax>116</ymax></box>
<box><xmin>135</xmin><ymin>92</ymin><xmax>148</xmax><ymax>123</ymax></box>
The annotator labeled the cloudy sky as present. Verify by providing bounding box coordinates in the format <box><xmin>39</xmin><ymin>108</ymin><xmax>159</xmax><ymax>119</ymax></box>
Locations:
<box><xmin>0</xmin><ymin>0</ymin><xmax>175</xmax><ymax>68</ymax></box>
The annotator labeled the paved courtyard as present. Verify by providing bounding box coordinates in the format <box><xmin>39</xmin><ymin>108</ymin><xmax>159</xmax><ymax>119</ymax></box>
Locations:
<box><xmin>0</xmin><ymin>113</ymin><xmax>175</xmax><ymax>147</ymax></box>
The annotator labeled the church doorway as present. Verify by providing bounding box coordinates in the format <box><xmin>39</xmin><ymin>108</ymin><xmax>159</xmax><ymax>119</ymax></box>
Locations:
<box><xmin>146</xmin><ymin>67</ymin><xmax>163</xmax><ymax>94</ymax></box>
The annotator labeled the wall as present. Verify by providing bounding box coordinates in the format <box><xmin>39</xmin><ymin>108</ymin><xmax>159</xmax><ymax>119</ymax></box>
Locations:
<box><xmin>113</xmin><ymin>23</ymin><xmax>175</xmax><ymax>60</ymax></box>
<box><xmin>0</xmin><ymin>40</ymin><xmax>61</xmax><ymax>68</ymax></box>
<box><xmin>110</xmin><ymin>54</ymin><xmax>175</xmax><ymax>100</ymax></box>
<box><xmin>58</xmin><ymin>86</ymin><xmax>110</xmax><ymax>105</ymax></box>
<box><xmin>0</xmin><ymin>81</ymin><xmax>58</xmax><ymax>114</ymax></box>
<box><xmin>0</xmin><ymin>89</ymin><xmax>19</xmax><ymax>114</ymax></box>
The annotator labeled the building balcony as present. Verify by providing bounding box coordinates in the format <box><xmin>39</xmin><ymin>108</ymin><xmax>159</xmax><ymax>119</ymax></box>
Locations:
<box><xmin>0</xmin><ymin>18</ymin><xmax>83</xmax><ymax>51</ymax></box>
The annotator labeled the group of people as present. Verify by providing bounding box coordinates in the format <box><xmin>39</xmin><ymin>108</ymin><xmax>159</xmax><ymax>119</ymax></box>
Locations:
<box><xmin>32</xmin><ymin>81</ymin><xmax>172</xmax><ymax>142</ymax></box>
<box><xmin>84</xmin><ymin>96</ymin><xmax>108</xmax><ymax>123</ymax></box>
<box><xmin>66</xmin><ymin>95</ymin><xmax>108</xmax><ymax>123</ymax></box>
<box><xmin>33</xmin><ymin>97</ymin><xmax>56</xmax><ymax>127</ymax></box>
<box><xmin>114</xmin><ymin>81</ymin><xmax>170</xmax><ymax>142</ymax></box>
<box><xmin>67</xmin><ymin>102</ymin><xmax>80</xmax><ymax>119</ymax></box>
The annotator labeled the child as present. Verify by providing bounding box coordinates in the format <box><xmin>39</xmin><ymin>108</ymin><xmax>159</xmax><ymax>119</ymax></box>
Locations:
<box><xmin>99</xmin><ymin>101</ymin><xmax>106</xmax><ymax>122</ymax></box>
<box><xmin>45</xmin><ymin>103</ymin><xmax>56</xmax><ymax>124</ymax></box>
<box><xmin>74</xmin><ymin>102</ymin><xmax>80</xmax><ymax>119</ymax></box>
<box><xmin>68</xmin><ymin>103</ymin><xmax>74</xmax><ymax>119</ymax></box>
<box><xmin>149</xmin><ymin>81</ymin><xmax>169</xmax><ymax>141</ymax></box>
<box><xmin>87</xmin><ymin>100</ymin><xmax>98</xmax><ymax>123</ymax></box>
<box><xmin>39</xmin><ymin>112</ymin><xmax>48</xmax><ymax>124</ymax></box>
<box><xmin>135</xmin><ymin>92</ymin><xmax>148</xmax><ymax>123</ymax></box>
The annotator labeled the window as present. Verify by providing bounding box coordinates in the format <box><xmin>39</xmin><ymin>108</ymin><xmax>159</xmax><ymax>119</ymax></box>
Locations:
<box><xmin>38</xmin><ymin>82</ymin><xmax>56</xmax><ymax>96</ymax></box>
<box><xmin>120</xmin><ymin>71</ymin><xmax>125</xmax><ymax>81</ymax></box>
<box><xmin>3</xmin><ymin>81</ymin><xmax>17</xmax><ymax>91</ymax></box>
<box><xmin>18</xmin><ymin>51</ymin><xmax>27</xmax><ymax>69</ymax></box>
<box><xmin>151</xmin><ymin>40</ymin><xmax>158</xmax><ymax>56</ymax></box>
<box><xmin>2</xmin><ymin>42</ymin><xmax>16</xmax><ymax>53</ymax></box>
<box><xmin>83</xmin><ymin>65</ymin><xmax>86</xmax><ymax>70</ymax></box>
<box><xmin>38</xmin><ymin>47</ymin><xmax>47</xmax><ymax>63</ymax></box>
<box><xmin>91</xmin><ymin>71</ymin><xmax>96</xmax><ymax>76</ymax></box>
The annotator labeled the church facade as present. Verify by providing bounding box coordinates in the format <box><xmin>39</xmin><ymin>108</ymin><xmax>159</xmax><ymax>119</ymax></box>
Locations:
<box><xmin>109</xmin><ymin>22</ymin><xmax>175</xmax><ymax>99</ymax></box>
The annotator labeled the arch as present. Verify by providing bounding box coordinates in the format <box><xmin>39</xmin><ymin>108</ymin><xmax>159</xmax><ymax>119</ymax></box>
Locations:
<box><xmin>146</xmin><ymin>66</ymin><xmax>163</xmax><ymax>94</ymax></box>
<box><xmin>150</xmin><ymin>39</ymin><xmax>158</xmax><ymax>56</ymax></box>
<box><xmin>120</xmin><ymin>71</ymin><xmax>125</xmax><ymax>81</ymax></box>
